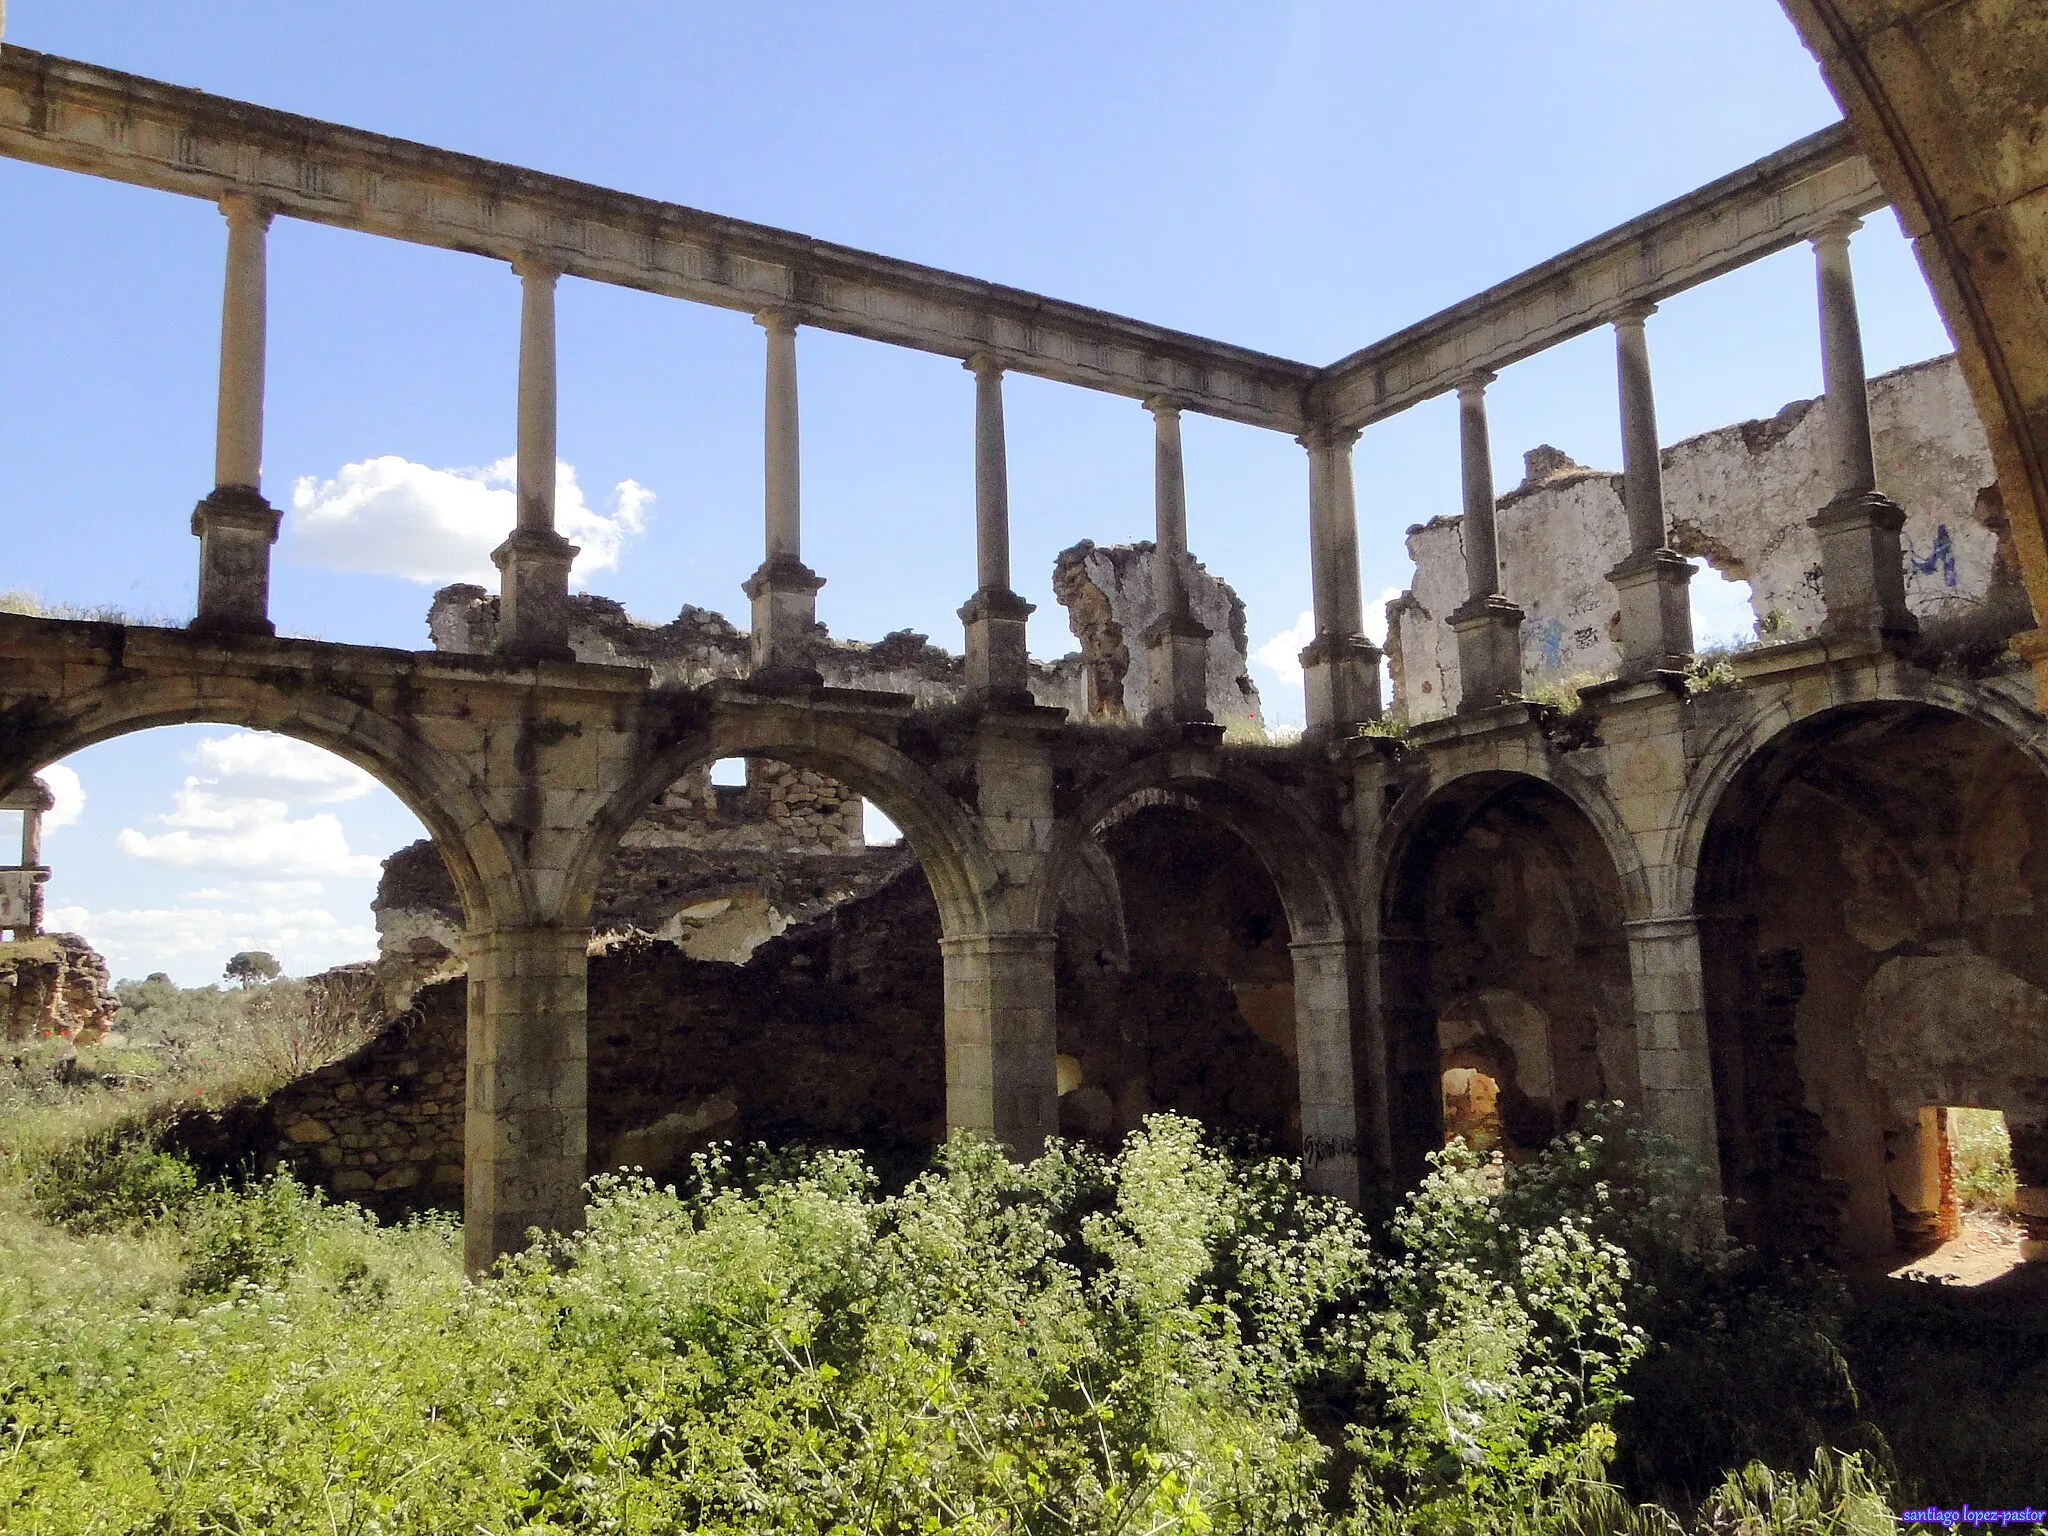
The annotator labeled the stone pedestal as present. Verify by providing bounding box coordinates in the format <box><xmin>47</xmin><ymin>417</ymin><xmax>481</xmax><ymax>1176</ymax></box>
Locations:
<box><xmin>1447</xmin><ymin>593</ymin><xmax>1526</xmax><ymax>710</ymax></box>
<box><xmin>190</xmin><ymin>485</ymin><xmax>282</xmax><ymax>636</ymax></box>
<box><xmin>1606</xmin><ymin>548</ymin><xmax>1695</xmax><ymax>677</ymax></box>
<box><xmin>1141</xmin><ymin>610</ymin><xmax>1213</xmax><ymax>726</ymax></box>
<box><xmin>492</xmin><ymin>526</ymin><xmax>579</xmax><ymax>662</ymax></box>
<box><xmin>940</xmin><ymin>930</ymin><xmax>1059</xmax><ymax>1160</ymax></box>
<box><xmin>463</xmin><ymin>923</ymin><xmax>589</xmax><ymax>1273</ymax></box>
<box><xmin>742</xmin><ymin>554</ymin><xmax>826</xmax><ymax>688</ymax></box>
<box><xmin>959</xmin><ymin>585</ymin><xmax>1034</xmax><ymax>707</ymax></box>
<box><xmin>1809</xmin><ymin>490</ymin><xmax>1917</xmax><ymax>637</ymax></box>
<box><xmin>1298</xmin><ymin>632</ymin><xmax>1382</xmax><ymax>739</ymax></box>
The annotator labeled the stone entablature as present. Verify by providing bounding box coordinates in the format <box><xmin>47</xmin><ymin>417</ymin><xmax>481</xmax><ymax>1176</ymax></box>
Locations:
<box><xmin>1390</xmin><ymin>354</ymin><xmax>2021</xmax><ymax>719</ymax></box>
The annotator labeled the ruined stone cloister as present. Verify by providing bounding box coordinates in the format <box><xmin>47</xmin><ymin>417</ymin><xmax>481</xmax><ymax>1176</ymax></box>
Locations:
<box><xmin>4</xmin><ymin>7</ymin><xmax>2048</xmax><ymax>1277</ymax></box>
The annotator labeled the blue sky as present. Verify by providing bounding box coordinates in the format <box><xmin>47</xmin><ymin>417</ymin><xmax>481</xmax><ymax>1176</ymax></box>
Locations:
<box><xmin>0</xmin><ymin>3</ymin><xmax>1956</xmax><ymax>984</ymax></box>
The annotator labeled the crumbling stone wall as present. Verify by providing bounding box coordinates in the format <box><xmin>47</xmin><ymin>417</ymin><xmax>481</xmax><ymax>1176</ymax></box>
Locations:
<box><xmin>1052</xmin><ymin>542</ymin><xmax>1265</xmax><ymax>733</ymax></box>
<box><xmin>0</xmin><ymin>932</ymin><xmax>118</xmax><ymax>1044</ymax></box>
<box><xmin>213</xmin><ymin>796</ymin><xmax>1309</xmax><ymax>1217</ymax></box>
<box><xmin>373</xmin><ymin>833</ymin><xmax>917</xmax><ymax>1008</ymax></box>
<box><xmin>1389</xmin><ymin>355</ymin><xmax>2018</xmax><ymax>719</ymax></box>
<box><xmin>1700</xmin><ymin>703</ymin><xmax>2048</xmax><ymax>1260</ymax></box>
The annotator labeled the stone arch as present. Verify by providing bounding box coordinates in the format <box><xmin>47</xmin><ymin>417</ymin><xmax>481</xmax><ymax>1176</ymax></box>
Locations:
<box><xmin>1690</xmin><ymin>693</ymin><xmax>2048</xmax><ymax>1259</ymax></box>
<box><xmin>1036</xmin><ymin>753</ymin><xmax>1354</xmax><ymax>943</ymax></box>
<box><xmin>1673</xmin><ymin>674</ymin><xmax>2048</xmax><ymax>911</ymax></box>
<box><xmin>567</xmin><ymin>706</ymin><xmax>998</xmax><ymax>944</ymax></box>
<box><xmin>0</xmin><ymin>672</ymin><xmax>509</xmax><ymax>929</ymax></box>
<box><xmin>1375</xmin><ymin>768</ymin><xmax>1641</xmax><ymax>1189</ymax></box>
<box><xmin>1374</xmin><ymin>753</ymin><xmax>1652</xmax><ymax>928</ymax></box>
<box><xmin>1037</xmin><ymin>750</ymin><xmax>1364</xmax><ymax>1201</ymax></box>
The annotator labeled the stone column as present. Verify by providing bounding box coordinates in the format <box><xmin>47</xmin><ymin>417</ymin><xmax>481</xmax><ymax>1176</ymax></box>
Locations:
<box><xmin>958</xmin><ymin>355</ymin><xmax>1035</xmax><ymax>706</ymax></box>
<box><xmin>1625</xmin><ymin>914</ymin><xmax>1725</xmax><ymax>1226</ymax></box>
<box><xmin>1445</xmin><ymin>373</ymin><xmax>1526</xmax><ymax>708</ymax></box>
<box><xmin>18</xmin><ymin>782</ymin><xmax>48</xmax><ymax>938</ymax></box>
<box><xmin>1808</xmin><ymin>219</ymin><xmax>1916</xmax><ymax>636</ymax></box>
<box><xmin>940</xmin><ymin>931</ymin><xmax>1059</xmax><ymax>1158</ymax></box>
<box><xmin>463</xmin><ymin>922</ymin><xmax>589</xmax><ymax>1273</ymax></box>
<box><xmin>743</xmin><ymin>310</ymin><xmax>826</xmax><ymax>686</ymax></box>
<box><xmin>492</xmin><ymin>259</ymin><xmax>579</xmax><ymax>662</ymax></box>
<box><xmin>1140</xmin><ymin>398</ymin><xmax>1213</xmax><ymax>725</ymax></box>
<box><xmin>1604</xmin><ymin>305</ymin><xmax>1694</xmax><ymax>676</ymax></box>
<box><xmin>1291</xmin><ymin>937</ymin><xmax>1364</xmax><ymax>1204</ymax></box>
<box><xmin>191</xmin><ymin>194</ymin><xmax>283</xmax><ymax>637</ymax></box>
<box><xmin>1298</xmin><ymin>426</ymin><xmax>1383</xmax><ymax>736</ymax></box>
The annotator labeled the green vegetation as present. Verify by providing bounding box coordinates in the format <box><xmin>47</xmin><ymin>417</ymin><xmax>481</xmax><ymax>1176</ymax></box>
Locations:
<box><xmin>8</xmin><ymin>1074</ymin><xmax>2010</xmax><ymax>1535</ymax></box>
<box><xmin>1950</xmin><ymin>1108</ymin><xmax>2018</xmax><ymax>1215</ymax></box>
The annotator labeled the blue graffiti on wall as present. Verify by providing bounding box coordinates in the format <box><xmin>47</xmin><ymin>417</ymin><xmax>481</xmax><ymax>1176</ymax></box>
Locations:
<box><xmin>1905</xmin><ymin>523</ymin><xmax>1958</xmax><ymax>588</ymax></box>
<box><xmin>1536</xmin><ymin>616</ymin><xmax>1566</xmax><ymax>668</ymax></box>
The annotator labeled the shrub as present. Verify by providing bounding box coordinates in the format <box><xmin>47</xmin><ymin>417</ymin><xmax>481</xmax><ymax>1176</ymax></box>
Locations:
<box><xmin>27</xmin><ymin>1131</ymin><xmax>198</xmax><ymax>1233</ymax></box>
<box><xmin>0</xmin><ymin>1111</ymin><xmax>1921</xmax><ymax>1534</ymax></box>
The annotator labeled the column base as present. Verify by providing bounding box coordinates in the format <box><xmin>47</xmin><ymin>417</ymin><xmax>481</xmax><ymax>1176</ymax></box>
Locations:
<box><xmin>1606</xmin><ymin>548</ymin><xmax>1695</xmax><ymax>677</ymax></box>
<box><xmin>189</xmin><ymin>485</ymin><xmax>282</xmax><ymax>637</ymax></box>
<box><xmin>1447</xmin><ymin>594</ymin><xmax>1525</xmax><ymax>712</ymax></box>
<box><xmin>1140</xmin><ymin>610</ymin><xmax>1213</xmax><ymax>726</ymax></box>
<box><xmin>1808</xmin><ymin>490</ymin><xmax>1918</xmax><ymax>637</ymax></box>
<box><xmin>959</xmin><ymin>586</ymin><xmax>1036</xmax><ymax>708</ymax></box>
<box><xmin>492</xmin><ymin>527</ymin><xmax>579</xmax><ymax>663</ymax></box>
<box><xmin>742</xmin><ymin>555</ymin><xmax>826</xmax><ymax>688</ymax></box>
<box><xmin>1298</xmin><ymin>631</ymin><xmax>1383</xmax><ymax>739</ymax></box>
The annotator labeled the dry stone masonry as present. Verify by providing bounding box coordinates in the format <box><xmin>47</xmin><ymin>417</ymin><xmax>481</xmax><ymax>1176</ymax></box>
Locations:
<box><xmin>7</xmin><ymin>34</ymin><xmax>2048</xmax><ymax>1275</ymax></box>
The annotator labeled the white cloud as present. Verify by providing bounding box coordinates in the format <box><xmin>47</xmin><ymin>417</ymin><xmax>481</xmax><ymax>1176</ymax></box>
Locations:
<box><xmin>190</xmin><ymin>732</ymin><xmax>375</xmax><ymax>804</ymax></box>
<box><xmin>1362</xmin><ymin>586</ymin><xmax>1404</xmax><ymax>649</ymax></box>
<box><xmin>118</xmin><ymin>782</ymin><xmax>379</xmax><ymax>879</ymax></box>
<box><xmin>1253</xmin><ymin>609</ymin><xmax>1316</xmax><ymax>689</ymax></box>
<box><xmin>288</xmin><ymin>455</ymin><xmax>651</xmax><ymax>587</ymax></box>
<box><xmin>38</xmin><ymin>763</ymin><xmax>85</xmax><ymax>832</ymax></box>
<box><xmin>1253</xmin><ymin>587</ymin><xmax>1406</xmax><ymax>692</ymax></box>
<box><xmin>44</xmin><ymin>902</ymin><xmax>377</xmax><ymax>985</ymax></box>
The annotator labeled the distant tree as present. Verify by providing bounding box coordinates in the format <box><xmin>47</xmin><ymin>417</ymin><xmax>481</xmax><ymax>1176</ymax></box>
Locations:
<box><xmin>224</xmin><ymin>951</ymin><xmax>281</xmax><ymax>988</ymax></box>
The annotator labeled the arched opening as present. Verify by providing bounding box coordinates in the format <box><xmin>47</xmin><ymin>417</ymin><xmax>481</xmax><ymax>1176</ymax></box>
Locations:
<box><xmin>1697</xmin><ymin>702</ymin><xmax>2048</xmax><ymax>1264</ymax></box>
<box><xmin>1054</xmin><ymin>798</ymin><xmax>1300</xmax><ymax>1155</ymax></box>
<box><xmin>1381</xmin><ymin>772</ymin><xmax>1636</xmax><ymax>1187</ymax></box>
<box><xmin>0</xmin><ymin>723</ymin><xmax>458</xmax><ymax>1200</ymax></box>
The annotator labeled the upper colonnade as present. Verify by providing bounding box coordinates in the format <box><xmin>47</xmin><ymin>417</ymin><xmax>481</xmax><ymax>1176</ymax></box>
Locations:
<box><xmin>0</xmin><ymin>45</ymin><xmax>1956</xmax><ymax>733</ymax></box>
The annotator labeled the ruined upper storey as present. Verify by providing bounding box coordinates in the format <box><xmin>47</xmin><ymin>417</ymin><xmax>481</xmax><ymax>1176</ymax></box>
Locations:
<box><xmin>1390</xmin><ymin>353</ymin><xmax>2029</xmax><ymax>720</ymax></box>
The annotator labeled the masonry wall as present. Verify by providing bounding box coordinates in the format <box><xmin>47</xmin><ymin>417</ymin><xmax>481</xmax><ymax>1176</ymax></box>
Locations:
<box><xmin>1389</xmin><ymin>355</ymin><xmax>2017</xmax><ymax>719</ymax></box>
<box><xmin>195</xmin><ymin>799</ymin><xmax>1307</xmax><ymax>1216</ymax></box>
<box><xmin>1702</xmin><ymin>704</ymin><xmax>2048</xmax><ymax>1260</ymax></box>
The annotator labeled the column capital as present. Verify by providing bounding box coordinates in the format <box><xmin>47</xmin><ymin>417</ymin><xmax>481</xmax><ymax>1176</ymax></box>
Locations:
<box><xmin>964</xmin><ymin>351</ymin><xmax>1005</xmax><ymax>379</ymax></box>
<box><xmin>1454</xmin><ymin>370</ymin><xmax>1498</xmax><ymax>399</ymax></box>
<box><xmin>217</xmin><ymin>191</ymin><xmax>274</xmax><ymax>231</ymax></box>
<box><xmin>1810</xmin><ymin>214</ymin><xmax>1864</xmax><ymax>246</ymax></box>
<box><xmin>1611</xmin><ymin>299</ymin><xmax>1658</xmax><ymax>326</ymax></box>
<box><xmin>1295</xmin><ymin>422</ymin><xmax>1362</xmax><ymax>453</ymax></box>
<box><xmin>753</xmin><ymin>307</ymin><xmax>800</xmax><ymax>335</ymax></box>
<box><xmin>1143</xmin><ymin>394</ymin><xmax>1186</xmax><ymax>421</ymax></box>
<box><xmin>510</xmin><ymin>253</ymin><xmax>563</xmax><ymax>282</ymax></box>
